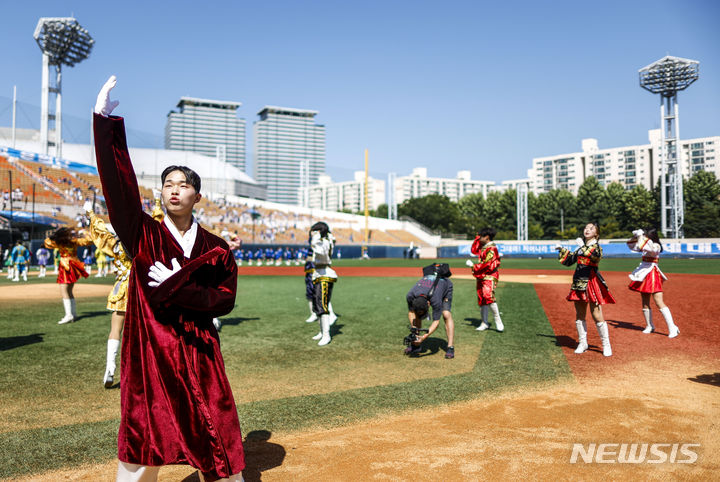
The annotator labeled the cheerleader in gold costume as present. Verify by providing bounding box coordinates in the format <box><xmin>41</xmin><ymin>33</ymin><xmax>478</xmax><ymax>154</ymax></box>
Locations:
<box><xmin>85</xmin><ymin>192</ymin><xmax>166</xmax><ymax>388</ymax></box>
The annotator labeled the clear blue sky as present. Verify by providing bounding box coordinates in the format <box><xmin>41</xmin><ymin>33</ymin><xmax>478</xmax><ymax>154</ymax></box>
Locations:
<box><xmin>1</xmin><ymin>0</ymin><xmax>718</xmax><ymax>183</ymax></box>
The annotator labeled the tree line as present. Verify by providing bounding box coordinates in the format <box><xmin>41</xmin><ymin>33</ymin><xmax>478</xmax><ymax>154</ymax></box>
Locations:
<box><xmin>369</xmin><ymin>171</ymin><xmax>720</xmax><ymax>240</ymax></box>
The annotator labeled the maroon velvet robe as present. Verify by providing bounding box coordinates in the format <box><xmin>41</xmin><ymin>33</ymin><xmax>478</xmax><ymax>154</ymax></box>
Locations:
<box><xmin>93</xmin><ymin>113</ymin><xmax>245</xmax><ymax>479</ymax></box>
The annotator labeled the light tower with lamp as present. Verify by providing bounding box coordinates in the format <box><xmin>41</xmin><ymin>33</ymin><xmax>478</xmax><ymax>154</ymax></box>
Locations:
<box><xmin>639</xmin><ymin>55</ymin><xmax>699</xmax><ymax>239</ymax></box>
<box><xmin>33</xmin><ymin>17</ymin><xmax>94</xmax><ymax>158</ymax></box>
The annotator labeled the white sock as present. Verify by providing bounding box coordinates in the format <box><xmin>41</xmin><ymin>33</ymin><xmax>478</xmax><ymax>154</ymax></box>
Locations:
<box><xmin>106</xmin><ymin>338</ymin><xmax>120</xmax><ymax>374</ymax></box>
<box><xmin>660</xmin><ymin>307</ymin><xmax>678</xmax><ymax>333</ymax></box>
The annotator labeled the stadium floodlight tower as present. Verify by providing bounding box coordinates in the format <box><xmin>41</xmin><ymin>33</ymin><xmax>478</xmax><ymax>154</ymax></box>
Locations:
<box><xmin>639</xmin><ymin>55</ymin><xmax>699</xmax><ymax>239</ymax></box>
<box><xmin>516</xmin><ymin>182</ymin><xmax>528</xmax><ymax>241</ymax></box>
<box><xmin>33</xmin><ymin>17</ymin><xmax>94</xmax><ymax>159</ymax></box>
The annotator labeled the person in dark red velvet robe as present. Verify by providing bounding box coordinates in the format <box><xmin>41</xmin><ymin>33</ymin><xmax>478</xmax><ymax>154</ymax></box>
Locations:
<box><xmin>93</xmin><ymin>76</ymin><xmax>244</xmax><ymax>482</ymax></box>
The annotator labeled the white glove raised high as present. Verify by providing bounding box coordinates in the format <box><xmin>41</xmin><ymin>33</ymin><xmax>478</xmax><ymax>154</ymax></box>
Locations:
<box><xmin>632</xmin><ymin>229</ymin><xmax>644</xmax><ymax>237</ymax></box>
<box><xmin>83</xmin><ymin>199</ymin><xmax>93</xmax><ymax>213</ymax></box>
<box><xmin>147</xmin><ymin>258</ymin><xmax>181</xmax><ymax>287</ymax></box>
<box><xmin>554</xmin><ymin>243</ymin><xmax>563</xmax><ymax>251</ymax></box>
<box><xmin>152</xmin><ymin>188</ymin><xmax>162</xmax><ymax>200</ymax></box>
<box><xmin>575</xmin><ymin>237</ymin><xmax>585</xmax><ymax>247</ymax></box>
<box><xmin>465</xmin><ymin>259</ymin><xmax>474</xmax><ymax>267</ymax></box>
<box><xmin>94</xmin><ymin>75</ymin><xmax>119</xmax><ymax>117</ymax></box>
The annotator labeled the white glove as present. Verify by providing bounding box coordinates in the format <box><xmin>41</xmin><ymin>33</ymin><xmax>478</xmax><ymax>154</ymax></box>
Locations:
<box><xmin>83</xmin><ymin>199</ymin><xmax>93</xmax><ymax>213</ymax></box>
<box><xmin>465</xmin><ymin>259</ymin><xmax>474</xmax><ymax>267</ymax></box>
<box><xmin>632</xmin><ymin>229</ymin><xmax>644</xmax><ymax>237</ymax></box>
<box><xmin>554</xmin><ymin>243</ymin><xmax>563</xmax><ymax>251</ymax></box>
<box><xmin>310</xmin><ymin>231</ymin><xmax>321</xmax><ymax>244</ymax></box>
<box><xmin>152</xmin><ymin>188</ymin><xmax>162</xmax><ymax>200</ymax></box>
<box><xmin>147</xmin><ymin>258</ymin><xmax>181</xmax><ymax>287</ymax></box>
<box><xmin>575</xmin><ymin>237</ymin><xmax>584</xmax><ymax>247</ymax></box>
<box><xmin>94</xmin><ymin>75</ymin><xmax>119</xmax><ymax>117</ymax></box>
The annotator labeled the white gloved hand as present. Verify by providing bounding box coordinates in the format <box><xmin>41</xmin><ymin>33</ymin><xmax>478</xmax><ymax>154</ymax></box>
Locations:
<box><xmin>94</xmin><ymin>75</ymin><xmax>119</xmax><ymax>117</ymax></box>
<box><xmin>147</xmin><ymin>258</ymin><xmax>181</xmax><ymax>287</ymax></box>
<box><xmin>465</xmin><ymin>259</ymin><xmax>474</xmax><ymax>267</ymax></box>
<box><xmin>83</xmin><ymin>199</ymin><xmax>93</xmax><ymax>213</ymax></box>
<box><xmin>310</xmin><ymin>231</ymin><xmax>321</xmax><ymax>244</ymax></box>
<box><xmin>575</xmin><ymin>237</ymin><xmax>584</xmax><ymax>247</ymax></box>
<box><xmin>152</xmin><ymin>188</ymin><xmax>162</xmax><ymax>200</ymax></box>
<box><xmin>554</xmin><ymin>243</ymin><xmax>563</xmax><ymax>251</ymax></box>
<box><xmin>632</xmin><ymin>229</ymin><xmax>644</xmax><ymax>237</ymax></box>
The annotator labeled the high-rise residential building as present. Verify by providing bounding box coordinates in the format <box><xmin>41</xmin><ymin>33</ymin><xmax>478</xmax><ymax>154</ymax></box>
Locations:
<box><xmin>253</xmin><ymin>106</ymin><xmax>325</xmax><ymax>205</ymax></box>
<box><xmin>528</xmin><ymin>130</ymin><xmax>719</xmax><ymax>194</ymax></box>
<box><xmin>394</xmin><ymin>168</ymin><xmax>495</xmax><ymax>204</ymax></box>
<box><xmin>301</xmin><ymin>172</ymin><xmax>386</xmax><ymax>213</ymax></box>
<box><xmin>165</xmin><ymin>97</ymin><xmax>246</xmax><ymax>171</ymax></box>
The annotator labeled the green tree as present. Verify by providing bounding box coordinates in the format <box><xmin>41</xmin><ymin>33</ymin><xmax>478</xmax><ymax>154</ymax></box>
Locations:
<box><xmin>603</xmin><ymin>182</ymin><xmax>626</xmax><ymax>224</ymax></box>
<box><xmin>684</xmin><ymin>171</ymin><xmax>720</xmax><ymax>237</ymax></box>
<box><xmin>533</xmin><ymin>189</ymin><xmax>577</xmax><ymax>239</ymax></box>
<box><xmin>453</xmin><ymin>192</ymin><xmax>485</xmax><ymax>236</ymax></box>
<box><xmin>398</xmin><ymin>194</ymin><xmax>460</xmax><ymax>233</ymax></box>
<box><xmin>623</xmin><ymin>185</ymin><xmax>657</xmax><ymax>231</ymax></box>
<box><xmin>369</xmin><ymin>204</ymin><xmax>388</xmax><ymax>218</ymax></box>
<box><xmin>575</xmin><ymin>176</ymin><xmax>605</xmax><ymax>223</ymax></box>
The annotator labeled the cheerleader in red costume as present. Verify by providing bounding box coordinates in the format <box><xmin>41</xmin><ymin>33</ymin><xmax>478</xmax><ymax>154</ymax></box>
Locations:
<box><xmin>555</xmin><ymin>222</ymin><xmax>615</xmax><ymax>356</ymax></box>
<box><xmin>627</xmin><ymin>227</ymin><xmax>679</xmax><ymax>337</ymax></box>
<box><xmin>44</xmin><ymin>227</ymin><xmax>93</xmax><ymax>324</ymax></box>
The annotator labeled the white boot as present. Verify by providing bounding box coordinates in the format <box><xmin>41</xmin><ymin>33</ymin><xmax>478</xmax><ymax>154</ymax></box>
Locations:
<box><xmin>574</xmin><ymin>320</ymin><xmax>588</xmax><ymax>353</ymax></box>
<box><xmin>317</xmin><ymin>314</ymin><xmax>331</xmax><ymax>346</ymax></box>
<box><xmin>477</xmin><ymin>305</ymin><xmax>490</xmax><ymax>331</ymax></box>
<box><xmin>22</xmin><ymin>270</ymin><xmax>27</xmax><ymax>281</ymax></box>
<box><xmin>305</xmin><ymin>301</ymin><xmax>318</xmax><ymax>323</ymax></box>
<box><xmin>642</xmin><ymin>308</ymin><xmax>654</xmax><ymax>333</ymax></box>
<box><xmin>12</xmin><ymin>267</ymin><xmax>18</xmax><ymax>282</ymax></box>
<box><xmin>70</xmin><ymin>298</ymin><xmax>77</xmax><ymax>319</ymax></box>
<box><xmin>596</xmin><ymin>322</ymin><xmax>612</xmax><ymax>356</ymax></box>
<box><xmin>58</xmin><ymin>298</ymin><xmax>74</xmax><ymax>324</ymax></box>
<box><xmin>213</xmin><ymin>318</ymin><xmax>222</xmax><ymax>331</ymax></box>
<box><xmin>660</xmin><ymin>307</ymin><xmax>679</xmax><ymax>338</ymax></box>
<box><xmin>490</xmin><ymin>303</ymin><xmax>504</xmax><ymax>332</ymax></box>
<box><xmin>329</xmin><ymin>302</ymin><xmax>337</xmax><ymax>325</ymax></box>
<box><xmin>312</xmin><ymin>316</ymin><xmax>323</xmax><ymax>340</ymax></box>
<box><xmin>104</xmin><ymin>338</ymin><xmax>120</xmax><ymax>388</ymax></box>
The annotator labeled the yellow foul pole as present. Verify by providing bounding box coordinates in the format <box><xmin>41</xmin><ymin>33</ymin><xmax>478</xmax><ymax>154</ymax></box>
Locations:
<box><xmin>364</xmin><ymin>149</ymin><xmax>369</xmax><ymax>256</ymax></box>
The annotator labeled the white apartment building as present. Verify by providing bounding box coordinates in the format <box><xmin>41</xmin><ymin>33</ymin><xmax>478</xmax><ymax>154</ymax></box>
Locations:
<box><xmin>529</xmin><ymin>130</ymin><xmax>719</xmax><ymax>194</ymax></box>
<box><xmin>165</xmin><ymin>97</ymin><xmax>246</xmax><ymax>171</ymax></box>
<box><xmin>301</xmin><ymin>171</ymin><xmax>386</xmax><ymax>212</ymax></box>
<box><xmin>394</xmin><ymin>168</ymin><xmax>495</xmax><ymax>203</ymax></box>
<box><xmin>253</xmin><ymin>106</ymin><xmax>325</xmax><ymax>205</ymax></box>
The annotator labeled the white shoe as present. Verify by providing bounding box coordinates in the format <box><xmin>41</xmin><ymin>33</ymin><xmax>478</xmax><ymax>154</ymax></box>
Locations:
<box><xmin>213</xmin><ymin>318</ymin><xmax>222</xmax><ymax>331</ymax></box>
<box><xmin>642</xmin><ymin>326</ymin><xmax>654</xmax><ymax>334</ymax></box>
<box><xmin>574</xmin><ymin>341</ymin><xmax>588</xmax><ymax>354</ymax></box>
<box><xmin>602</xmin><ymin>344</ymin><xmax>613</xmax><ymax>357</ymax></box>
<box><xmin>58</xmin><ymin>315</ymin><xmax>74</xmax><ymax>325</ymax></box>
<box><xmin>668</xmin><ymin>327</ymin><xmax>680</xmax><ymax>338</ymax></box>
<box><xmin>495</xmin><ymin>320</ymin><xmax>504</xmax><ymax>332</ymax></box>
<box><xmin>305</xmin><ymin>313</ymin><xmax>318</xmax><ymax>323</ymax></box>
<box><xmin>312</xmin><ymin>332</ymin><xmax>322</xmax><ymax>340</ymax></box>
<box><xmin>103</xmin><ymin>370</ymin><xmax>114</xmax><ymax>388</ymax></box>
<box><xmin>317</xmin><ymin>315</ymin><xmax>331</xmax><ymax>346</ymax></box>
<box><xmin>318</xmin><ymin>335</ymin><xmax>331</xmax><ymax>346</ymax></box>
<box><xmin>476</xmin><ymin>322</ymin><xmax>490</xmax><ymax>331</ymax></box>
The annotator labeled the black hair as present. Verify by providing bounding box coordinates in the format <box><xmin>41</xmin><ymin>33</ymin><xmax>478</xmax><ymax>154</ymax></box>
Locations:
<box><xmin>310</xmin><ymin>221</ymin><xmax>330</xmax><ymax>238</ymax></box>
<box><xmin>644</xmin><ymin>227</ymin><xmax>664</xmax><ymax>253</ymax></box>
<box><xmin>410</xmin><ymin>296</ymin><xmax>429</xmax><ymax>315</ymax></box>
<box><xmin>478</xmin><ymin>227</ymin><xmax>496</xmax><ymax>240</ymax></box>
<box><xmin>49</xmin><ymin>227</ymin><xmax>75</xmax><ymax>246</ymax></box>
<box><xmin>161</xmin><ymin>165</ymin><xmax>201</xmax><ymax>193</ymax></box>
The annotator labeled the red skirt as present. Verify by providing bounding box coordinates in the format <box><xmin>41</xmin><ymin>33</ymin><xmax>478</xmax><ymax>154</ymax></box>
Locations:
<box><xmin>628</xmin><ymin>266</ymin><xmax>664</xmax><ymax>294</ymax></box>
<box><xmin>56</xmin><ymin>258</ymin><xmax>89</xmax><ymax>284</ymax></box>
<box><xmin>567</xmin><ymin>273</ymin><xmax>616</xmax><ymax>304</ymax></box>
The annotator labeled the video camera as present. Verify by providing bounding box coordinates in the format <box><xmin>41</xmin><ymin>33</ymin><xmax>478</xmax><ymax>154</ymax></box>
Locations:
<box><xmin>403</xmin><ymin>325</ymin><xmax>429</xmax><ymax>346</ymax></box>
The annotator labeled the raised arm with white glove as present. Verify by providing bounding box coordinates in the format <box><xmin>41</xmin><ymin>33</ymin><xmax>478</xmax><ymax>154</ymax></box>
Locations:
<box><xmin>575</xmin><ymin>237</ymin><xmax>585</xmax><ymax>247</ymax></box>
<box><xmin>632</xmin><ymin>229</ymin><xmax>644</xmax><ymax>237</ymax></box>
<box><xmin>94</xmin><ymin>75</ymin><xmax>119</xmax><ymax>117</ymax></box>
<box><xmin>465</xmin><ymin>259</ymin><xmax>474</xmax><ymax>267</ymax></box>
<box><xmin>83</xmin><ymin>199</ymin><xmax>94</xmax><ymax>214</ymax></box>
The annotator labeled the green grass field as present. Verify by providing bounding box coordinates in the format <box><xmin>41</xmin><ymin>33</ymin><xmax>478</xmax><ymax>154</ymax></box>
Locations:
<box><xmin>0</xmin><ymin>256</ymin><xmax>716</xmax><ymax>478</ymax></box>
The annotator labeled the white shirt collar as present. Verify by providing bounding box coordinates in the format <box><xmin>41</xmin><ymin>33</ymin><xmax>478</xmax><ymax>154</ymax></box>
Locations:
<box><xmin>163</xmin><ymin>216</ymin><xmax>198</xmax><ymax>258</ymax></box>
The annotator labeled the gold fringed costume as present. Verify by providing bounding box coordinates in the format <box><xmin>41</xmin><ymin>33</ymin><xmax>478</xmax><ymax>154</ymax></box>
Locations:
<box><xmin>87</xmin><ymin>211</ymin><xmax>133</xmax><ymax>312</ymax></box>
